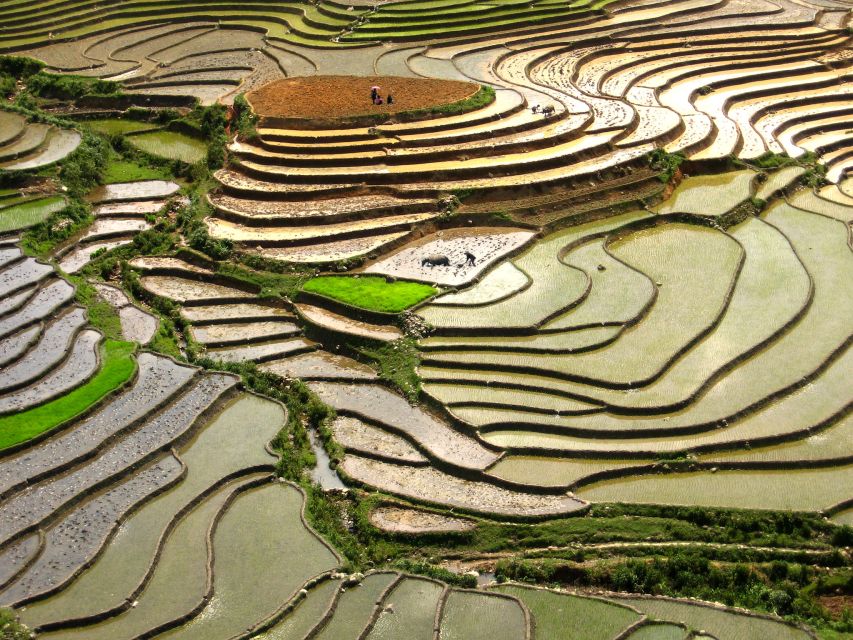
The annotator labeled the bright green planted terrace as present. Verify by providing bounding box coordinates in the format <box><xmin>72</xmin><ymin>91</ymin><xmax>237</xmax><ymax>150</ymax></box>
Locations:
<box><xmin>0</xmin><ymin>195</ymin><xmax>66</xmax><ymax>233</ymax></box>
<box><xmin>127</xmin><ymin>130</ymin><xmax>207</xmax><ymax>164</ymax></box>
<box><xmin>0</xmin><ymin>340</ymin><xmax>136</xmax><ymax>450</ymax></box>
<box><xmin>302</xmin><ymin>276</ymin><xmax>437</xmax><ymax>313</ymax></box>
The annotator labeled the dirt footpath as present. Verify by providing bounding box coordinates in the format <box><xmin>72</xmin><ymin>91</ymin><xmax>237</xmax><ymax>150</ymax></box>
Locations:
<box><xmin>246</xmin><ymin>75</ymin><xmax>479</xmax><ymax>119</ymax></box>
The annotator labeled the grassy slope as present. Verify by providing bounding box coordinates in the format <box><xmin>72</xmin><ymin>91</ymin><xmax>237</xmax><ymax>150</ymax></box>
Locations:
<box><xmin>103</xmin><ymin>159</ymin><xmax>171</xmax><ymax>184</ymax></box>
<box><xmin>303</xmin><ymin>276</ymin><xmax>436</xmax><ymax>313</ymax></box>
<box><xmin>0</xmin><ymin>339</ymin><xmax>136</xmax><ymax>450</ymax></box>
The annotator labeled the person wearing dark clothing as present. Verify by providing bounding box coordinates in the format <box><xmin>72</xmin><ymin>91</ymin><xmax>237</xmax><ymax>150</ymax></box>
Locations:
<box><xmin>387</xmin><ymin>94</ymin><xmax>394</xmax><ymax>105</ymax></box>
<box><xmin>464</xmin><ymin>251</ymin><xmax>476</xmax><ymax>266</ymax></box>
<box><xmin>371</xmin><ymin>87</ymin><xmax>378</xmax><ymax>102</ymax></box>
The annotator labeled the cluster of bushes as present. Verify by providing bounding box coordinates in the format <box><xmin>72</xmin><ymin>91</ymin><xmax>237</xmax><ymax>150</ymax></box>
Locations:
<box><xmin>176</xmin><ymin>193</ymin><xmax>233</xmax><ymax>260</ymax></box>
<box><xmin>0</xmin><ymin>55</ymin><xmax>42</xmax><ymax>98</ymax></box>
<box><xmin>60</xmin><ymin>134</ymin><xmax>110</xmax><ymax>197</ymax></box>
<box><xmin>233</xmin><ymin>93</ymin><xmax>258</xmax><ymax>140</ymax></box>
<box><xmin>648</xmin><ymin>148</ymin><xmax>685</xmax><ymax>183</ymax></box>
<box><xmin>27</xmin><ymin>73</ymin><xmax>120</xmax><ymax>100</ymax></box>
<box><xmin>0</xmin><ymin>608</ymin><xmax>30</xmax><ymax>640</ymax></box>
<box><xmin>496</xmin><ymin>552</ymin><xmax>851</xmax><ymax>625</ymax></box>
<box><xmin>0</xmin><ymin>56</ymin><xmax>120</xmax><ymax>101</ymax></box>
<box><xmin>22</xmin><ymin>199</ymin><xmax>91</xmax><ymax>256</ymax></box>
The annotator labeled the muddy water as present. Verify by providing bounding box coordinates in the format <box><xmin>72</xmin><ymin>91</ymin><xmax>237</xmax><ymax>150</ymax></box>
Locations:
<box><xmin>156</xmin><ymin>483</ymin><xmax>339</xmax><ymax>639</ymax></box>
<box><xmin>439</xmin><ymin>590</ymin><xmax>527</xmax><ymax>640</ymax></box>
<box><xmin>368</xmin><ymin>577</ymin><xmax>443</xmax><ymax>640</ymax></box>
<box><xmin>314</xmin><ymin>573</ymin><xmax>397</xmax><ymax>640</ymax></box>
<box><xmin>19</xmin><ymin>395</ymin><xmax>282</xmax><ymax>628</ymax></box>
<box><xmin>254</xmin><ymin>578</ymin><xmax>341</xmax><ymax>640</ymax></box>
<box><xmin>654</xmin><ymin>170</ymin><xmax>754</xmax><ymax>216</ymax></box>
<box><xmin>88</xmin><ymin>180</ymin><xmax>180</xmax><ymax>203</ymax></box>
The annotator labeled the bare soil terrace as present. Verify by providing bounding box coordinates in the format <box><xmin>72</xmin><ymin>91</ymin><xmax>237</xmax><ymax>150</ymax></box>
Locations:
<box><xmin>246</xmin><ymin>75</ymin><xmax>480</xmax><ymax>120</ymax></box>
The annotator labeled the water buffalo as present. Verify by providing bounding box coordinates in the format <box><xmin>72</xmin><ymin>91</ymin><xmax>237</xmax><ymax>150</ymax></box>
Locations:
<box><xmin>422</xmin><ymin>254</ymin><xmax>450</xmax><ymax>267</ymax></box>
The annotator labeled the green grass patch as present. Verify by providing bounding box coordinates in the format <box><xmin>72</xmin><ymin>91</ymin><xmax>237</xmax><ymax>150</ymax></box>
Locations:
<box><xmin>357</xmin><ymin>337</ymin><xmax>421</xmax><ymax>402</ymax></box>
<box><xmin>216</xmin><ymin>260</ymin><xmax>309</xmax><ymax>300</ymax></box>
<box><xmin>0</xmin><ymin>339</ymin><xmax>136</xmax><ymax>450</ymax></box>
<box><xmin>102</xmin><ymin>159</ymin><xmax>171</xmax><ymax>184</ymax></box>
<box><xmin>302</xmin><ymin>276</ymin><xmax>436</xmax><ymax>313</ymax></box>
<box><xmin>70</xmin><ymin>277</ymin><xmax>122</xmax><ymax>340</ymax></box>
<box><xmin>148</xmin><ymin>319</ymin><xmax>182</xmax><ymax>359</ymax></box>
<box><xmin>0</xmin><ymin>195</ymin><xmax>66</xmax><ymax>233</ymax></box>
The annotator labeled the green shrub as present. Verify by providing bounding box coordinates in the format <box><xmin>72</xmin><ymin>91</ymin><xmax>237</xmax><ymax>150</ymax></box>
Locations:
<box><xmin>0</xmin><ymin>608</ymin><xmax>30</xmax><ymax>640</ymax></box>
<box><xmin>27</xmin><ymin>72</ymin><xmax>120</xmax><ymax>100</ymax></box>
<box><xmin>22</xmin><ymin>199</ymin><xmax>92</xmax><ymax>256</ymax></box>
<box><xmin>0</xmin><ymin>55</ymin><xmax>45</xmax><ymax>78</ymax></box>
<box><xmin>648</xmin><ymin>149</ymin><xmax>685</xmax><ymax>183</ymax></box>
<box><xmin>60</xmin><ymin>134</ymin><xmax>109</xmax><ymax>197</ymax></box>
<box><xmin>233</xmin><ymin>93</ymin><xmax>258</xmax><ymax>139</ymax></box>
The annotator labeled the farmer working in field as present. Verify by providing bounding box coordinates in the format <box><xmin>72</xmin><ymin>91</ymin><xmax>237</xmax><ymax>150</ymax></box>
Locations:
<box><xmin>465</xmin><ymin>251</ymin><xmax>476</xmax><ymax>266</ymax></box>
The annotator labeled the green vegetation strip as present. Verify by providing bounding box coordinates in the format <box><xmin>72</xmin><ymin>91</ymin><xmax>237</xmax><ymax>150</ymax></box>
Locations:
<box><xmin>302</xmin><ymin>276</ymin><xmax>436</xmax><ymax>313</ymax></box>
<box><xmin>0</xmin><ymin>340</ymin><xmax>136</xmax><ymax>450</ymax></box>
<box><xmin>0</xmin><ymin>195</ymin><xmax>66</xmax><ymax>233</ymax></box>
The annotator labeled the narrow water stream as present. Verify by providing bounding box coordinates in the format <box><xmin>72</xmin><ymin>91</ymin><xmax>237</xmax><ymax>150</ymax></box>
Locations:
<box><xmin>308</xmin><ymin>429</ymin><xmax>346</xmax><ymax>490</ymax></box>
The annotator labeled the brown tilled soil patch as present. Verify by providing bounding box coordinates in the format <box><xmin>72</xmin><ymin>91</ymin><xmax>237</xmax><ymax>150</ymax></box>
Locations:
<box><xmin>818</xmin><ymin>595</ymin><xmax>853</xmax><ymax>619</ymax></box>
<box><xmin>246</xmin><ymin>75</ymin><xmax>479</xmax><ymax>120</ymax></box>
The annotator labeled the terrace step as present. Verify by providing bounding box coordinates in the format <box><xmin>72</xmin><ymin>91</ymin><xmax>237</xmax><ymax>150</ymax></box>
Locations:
<box><xmin>250</xmin><ymin>230</ymin><xmax>411</xmax><ymax>264</ymax></box>
<box><xmin>204</xmin><ymin>337</ymin><xmax>318</xmax><ymax>364</ymax></box>
<box><xmin>204</xmin><ymin>211</ymin><xmax>438</xmax><ymax>247</ymax></box>
<box><xmin>0</xmin><ymin>307</ymin><xmax>87</xmax><ymax>395</ymax></box>
<box><xmin>0</xmin><ymin>124</ymin><xmax>51</xmax><ymax>162</ymax></box>
<box><xmin>59</xmin><ymin>239</ymin><xmax>134</xmax><ymax>274</ymax></box>
<box><xmin>0</xmin><ymin>129</ymin><xmax>81</xmax><ymax>171</ymax></box>
<box><xmin>88</xmin><ymin>181</ymin><xmax>180</xmax><ymax>204</ymax></box>
<box><xmin>295</xmin><ymin>303</ymin><xmax>403</xmax><ymax>342</ymax></box>
<box><xmin>260</xmin><ymin>350</ymin><xmax>378</xmax><ymax>381</ymax></box>
<box><xmin>207</xmin><ymin>192</ymin><xmax>436</xmax><ymax>226</ymax></box>
<box><xmin>0</xmin><ymin>352</ymin><xmax>197</xmax><ymax>498</ymax></box>
<box><xmin>233</xmin><ymin>131</ymin><xmax>616</xmax><ymax>184</ymax></box>
<box><xmin>180</xmin><ymin>302</ymin><xmax>293</xmax><ymax>325</ymax></box>
<box><xmin>12</xmin><ymin>394</ymin><xmax>286</xmax><ymax>626</ymax></box>
<box><xmin>0</xmin><ymin>279</ymin><xmax>76</xmax><ymax>340</ymax></box>
<box><xmin>0</xmin><ymin>112</ymin><xmax>26</xmax><ymax>147</ymax></box>
<box><xmin>339</xmin><ymin>454</ymin><xmax>587</xmax><ymax>517</ymax></box>
<box><xmin>309</xmin><ymin>381</ymin><xmax>499</xmax><ymax>471</ymax></box>
<box><xmin>0</xmin><ymin>329</ymin><xmax>101</xmax><ymax>416</ymax></box>
<box><xmin>256</xmin><ymin>88</ymin><xmax>525</xmax><ymax>143</ymax></box>
<box><xmin>0</xmin><ymin>371</ymin><xmax>238</xmax><ymax>548</ymax></box>
<box><xmin>0</xmin><ymin>454</ymin><xmax>184</xmax><ymax>606</ymax></box>
<box><xmin>189</xmin><ymin>320</ymin><xmax>302</xmax><ymax>347</ymax></box>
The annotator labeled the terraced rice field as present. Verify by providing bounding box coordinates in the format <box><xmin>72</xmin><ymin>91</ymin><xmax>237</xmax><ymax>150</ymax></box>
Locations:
<box><xmin>0</xmin><ymin>114</ymin><xmax>81</xmax><ymax>171</ymax></box>
<box><xmin>1</xmin><ymin>0</ymin><xmax>852</xmax><ymax>638</ymax></box>
<box><xmin>127</xmin><ymin>130</ymin><xmax>208</xmax><ymax>164</ymax></box>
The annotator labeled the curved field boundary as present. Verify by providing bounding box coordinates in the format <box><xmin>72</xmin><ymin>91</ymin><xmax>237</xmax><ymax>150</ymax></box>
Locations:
<box><xmin>0</xmin><ymin>453</ymin><xmax>187</xmax><ymax>607</ymax></box>
<box><xmin>0</xmin><ymin>339</ymin><xmax>137</xmax><ymax>451</ymax></box>
<box><xmin>28</xmin><ymin>473</ymin><xmax>271</xmax><ymax>635</ymax></box>
<box><xmin>0</xmin><ymin>351</ymin><xmax>196</xmax><ymax>498</ymax></box>
<box><xmin>437</xmin><ymin>586</ymin><xmax>532</xmax><ymax>640</ymax></box>
<box><xmin>608</xmin><ymin>592</ymin><xmax>818</xmax><ymax>640</ymax></box>
<box><xmin>0</xmin><ymin>390</ymin><xmax>284</xmax><ymax>607</ymax></box>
